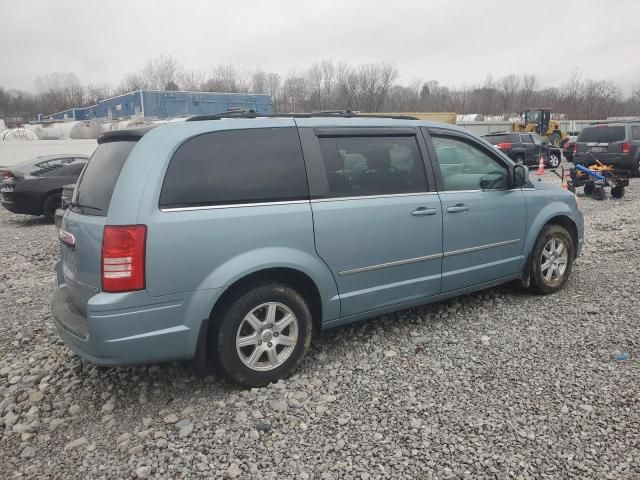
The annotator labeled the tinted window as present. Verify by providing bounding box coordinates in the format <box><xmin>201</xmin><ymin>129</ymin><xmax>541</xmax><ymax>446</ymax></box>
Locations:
<box><xmin>484</xmin><ymin>134</ymin><xmax>520</xmax><ymax>145</ymax></box>
<box><xmin>73</xmin><ymin>141</ymin><xmax>136</xmax><ymax>216</ymax></box>
<box><xmin>433</xmin><ymin>136</ymin><xmax>509</xmax><ymax>191</ymax></box>
<box><xmin>520</xmin><ymin>134</ymin><xmax>533</xmax><ymax>144</ymax></box>
<box><xmin>39</xmin><ymin>160</ymin><xmax>86</xmax><ymax>177</ymax></box>
<box><xmin>160</xmin><ymin>128</ymin><xmax>308</xmax><ymax>208</ymax></box>
<box><xmin>317</xmin><ymin>136</ymin><xmax>427</xmax><ymax>197</ymax></box>
<box><xmin>577</xmin><ymin>126</ymin><xmax>626</xmax><ymax>143</ymax></box>
<box><xmin>631</xmin><ymin>126</ymin><xmax>640</xmax><ymax>140</ymax></box>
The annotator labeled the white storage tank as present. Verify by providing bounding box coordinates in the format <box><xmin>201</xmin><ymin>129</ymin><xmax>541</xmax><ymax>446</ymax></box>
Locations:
<box><xmin>37</xmin><ymin>123</ymin><xmax>64</xmax><ymax>140</ymax></box>
<box><xmin>1</xmin><ymin>128</ymin><xmax>38</xmax><ymax>141</ymax></box>
<box><xmin>67</xmin><ymin>120</ymin><xmax>103</xmax><ymax>139</ymax></box>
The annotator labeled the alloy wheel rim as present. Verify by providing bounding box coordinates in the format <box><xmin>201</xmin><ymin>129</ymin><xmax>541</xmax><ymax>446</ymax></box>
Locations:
<box><xmin>550</xmin><ymin>154</ymin><xmax>560</xmax><ymax>167</ymax></box>
<box><xmin>235</xmin><ymin>302</ymin><xmax>298</xmax><ymax>371</ymax></box>
<box><xmin>540</xmin><ymin>237</ymin><xmax>568</xmax><ymax>285</ymax></box>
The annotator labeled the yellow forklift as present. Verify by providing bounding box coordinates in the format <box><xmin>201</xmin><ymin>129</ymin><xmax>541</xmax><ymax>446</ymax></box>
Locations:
<box><xmin>512</xmin><ymin>108</ymin><xmax>568</xmax><ymax>146</ymax></box>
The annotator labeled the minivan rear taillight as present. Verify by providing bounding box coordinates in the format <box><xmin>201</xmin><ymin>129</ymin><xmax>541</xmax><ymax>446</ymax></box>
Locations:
<box><xmin>622</xmin><ymin>142</ymin><xmax>630</xmax><ymax>154</ymax></box>
<box><xmin>101</xmin><ymin>225</ymin><xmax>146</xmax><ymax>292</ymax></box>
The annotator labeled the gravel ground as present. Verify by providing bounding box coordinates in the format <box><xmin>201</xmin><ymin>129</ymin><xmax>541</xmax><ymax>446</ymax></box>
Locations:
<box><xmin>1</xmin><ymin>172</ymin><xmax>639</xmax><ymax>479</ymax></box>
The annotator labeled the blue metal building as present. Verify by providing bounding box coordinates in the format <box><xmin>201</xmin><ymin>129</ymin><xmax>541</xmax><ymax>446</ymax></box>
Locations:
<box><xmin>39</xmin><ymin>90</ymin><xmax>272</xmax><ymax>121</ymax></box>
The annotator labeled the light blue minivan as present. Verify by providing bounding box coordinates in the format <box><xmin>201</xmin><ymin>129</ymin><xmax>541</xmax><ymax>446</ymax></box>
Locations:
<box><xmin>52</xmin><ymin>112</ymin><xmax>583</xmax><ymax>386</ymax></box>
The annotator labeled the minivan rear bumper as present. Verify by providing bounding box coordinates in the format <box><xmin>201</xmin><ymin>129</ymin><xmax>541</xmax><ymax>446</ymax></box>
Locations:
<box><xmin>51</xmin><ymin>262</ymin><xmax>221</xmax><ymax>366</ymax></box>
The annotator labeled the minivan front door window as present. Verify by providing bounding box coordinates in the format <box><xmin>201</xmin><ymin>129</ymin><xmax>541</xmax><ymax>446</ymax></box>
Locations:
<box><xmin>431</xmin><ymin>136</ymin><xmax>509</xmax><ymax>191</ymax></box>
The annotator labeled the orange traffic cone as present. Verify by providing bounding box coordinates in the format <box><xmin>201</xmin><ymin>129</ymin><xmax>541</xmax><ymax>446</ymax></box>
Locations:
<box><xmin>535</xmin><ymin>155</ymin><xmax>545</xmax><ymax>176</ymax></box>
<box><xmin>561</xmin><ymin>170</ymin><xmax>569</xmax><ymax>189</ymax></box>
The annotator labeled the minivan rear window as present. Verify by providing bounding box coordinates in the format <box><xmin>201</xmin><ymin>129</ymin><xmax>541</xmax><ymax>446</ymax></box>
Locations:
<box><xmin>159</xmin><ymin>127</ymin><xmax>308</xmax><ymax>208</ymax></box>
<box><xmin>72</xmin><ymin>141</ymin><xmax>136</xmax><ymax>216</ymax></box>
<box><xmin>577</xmin><ymin>126</ymin><xmax>626</xmax><ymax>143</ymax></box>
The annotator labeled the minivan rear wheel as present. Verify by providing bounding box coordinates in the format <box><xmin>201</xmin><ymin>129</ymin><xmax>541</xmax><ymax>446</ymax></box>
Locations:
<box><xmin>211</xmin><ymin>282</ymin><xmax>312</xmax><ymax>387</ymax></box>
<box><xmin>530</xmin><ymin>225</ymin><xmax>574</xmax><ymax>294</ymax></box>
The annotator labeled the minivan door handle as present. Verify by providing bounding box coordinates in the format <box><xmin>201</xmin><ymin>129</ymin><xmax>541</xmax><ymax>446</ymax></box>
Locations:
<box><xmin>411</xmin><ymin>207</ymin><xmax>438</xmax><ymax>216</ymax></box>
<box><xmin>446</xmin><ymin>204</ymin><xmax>469</xmax><ymax>213</ymax></box>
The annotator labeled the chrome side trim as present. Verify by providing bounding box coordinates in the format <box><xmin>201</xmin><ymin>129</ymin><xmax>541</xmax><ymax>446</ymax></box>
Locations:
<box><xmin>161</xmin><ymin>200</ymin><xmax>309</xmax><ymax>212</ymax></box>
<box><xmin>311</xmin><ymin>192</ymin><xmax>438</xmax><ymax>203</ymax></box>
<box><xmin>439</xmin><ymin>189</ymin><xmax>526</xmax><ymax>194</ymax></box>
<box><xmin>338</xmin><ymin>253</ymin><xmax>443</xmax><ymax>276</ymax></box>
<box><xmin>438</xmin><ymin>189</ymin><xmax>483</xmax><ymax>194</ymax></box>
<box><xmin>444</xmin><ymin>239</ymin><xmax>520</xmax><ymax>257</ymax></box>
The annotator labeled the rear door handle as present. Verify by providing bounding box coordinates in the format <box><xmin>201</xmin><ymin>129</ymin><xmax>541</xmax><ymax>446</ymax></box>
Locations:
<box><xmin>411</xmin><ymin>207</ymin><xmax>438</xmax><ymax>216</ymax></box>
<box><xmin>446</xmin><ymin>204</ymin><xmax>469</xmax><ymax>213</ymax></box>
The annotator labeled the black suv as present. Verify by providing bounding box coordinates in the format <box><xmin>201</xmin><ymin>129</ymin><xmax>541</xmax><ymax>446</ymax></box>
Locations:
<box><xmin>483</xmin><ymin>132</ymin><xmax>562</xmax><ymax>168</ymax></box>
<box><xmin>573</xmin><ymin>120</ymin><xmax>640</xmax><ymax>176</ymax></box>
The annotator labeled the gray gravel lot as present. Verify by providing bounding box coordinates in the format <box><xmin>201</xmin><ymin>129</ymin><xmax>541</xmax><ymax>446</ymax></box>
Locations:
<box><xmin>1</xmin><ymin>173</ymin><xmax>639</xmax><ymax>479</ymax></box>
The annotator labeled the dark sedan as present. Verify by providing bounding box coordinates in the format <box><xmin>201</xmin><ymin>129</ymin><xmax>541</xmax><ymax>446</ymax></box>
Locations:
<box><xmin>1</xmin><ymin>154</ymin><xmax>88</xmax><ymax>220</ymax></box>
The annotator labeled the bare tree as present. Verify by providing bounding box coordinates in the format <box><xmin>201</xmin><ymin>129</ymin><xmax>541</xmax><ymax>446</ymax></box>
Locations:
<box><xmin>7</xmin><ymin>58</ymin><xmax>640</xmax><ymax>122</ymax></box>
<box><xmin>180</xmin><ymin>69</ymin><xmax>207</xmax><ymax>91</ymax></box>
<box><xmin>203</xmin><ymin>65</ymin><xmax>250</xmax><ymax>93</ymax></box>
<box><xmin>34</xmin><ymin>72</ymin><xmax>85</xmax><ymax>113</ymax></box>
<box><xmin>85</xmin><ymin>83</ymin><xmax>113</xmax><ymax>104</ymax></box>
<box><xmin>141</xmin><ymin>55</ymin><xmax>183</xmax><ymax>90</ymax></box>
<box><xmin>498</xmin><ymin>74</ymin><xmax>520</xmax><ymax>114</ymax></box>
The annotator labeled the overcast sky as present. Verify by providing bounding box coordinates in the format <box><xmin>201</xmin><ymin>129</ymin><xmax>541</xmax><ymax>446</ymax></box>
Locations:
<box><xmin>1</xmin><ymin>0</ymin><xmax>638</xmax><ymax>94</ymax></box>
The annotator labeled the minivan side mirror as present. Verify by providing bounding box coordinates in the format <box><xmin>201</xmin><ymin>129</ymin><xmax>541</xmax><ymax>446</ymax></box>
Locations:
<box><xmin>512</xmin><ymin>164</ymin><xmax>529</xmax><ymax>188</ymax></box>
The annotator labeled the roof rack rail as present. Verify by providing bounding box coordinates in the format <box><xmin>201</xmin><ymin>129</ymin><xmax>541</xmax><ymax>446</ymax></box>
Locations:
<box><xmin>588</xmin><ymin>118</ymin><xmax>640</xmax><ymax>125</ymax></box>
<box><xmin>186</xmin><ymin>109</ymin><xmax>420</xmax><ymax>122</ymax></box>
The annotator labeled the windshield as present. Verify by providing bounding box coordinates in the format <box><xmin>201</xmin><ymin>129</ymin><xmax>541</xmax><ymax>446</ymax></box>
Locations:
<box><xmin>525</xmin><ymin>110</ymin><xmax>540</xmax><ymax>124</ymax></box>
<box><xmin>72</xmin><ymin>141</ymin><xmax>136</xmax><ymax>216</ymax></box>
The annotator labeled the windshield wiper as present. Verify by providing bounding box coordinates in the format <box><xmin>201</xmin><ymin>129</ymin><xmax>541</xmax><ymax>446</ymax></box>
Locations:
<box><xmin>68</xmin><ymin>201</ymin><xmax>102</xmax><ymax>212</ymax></box>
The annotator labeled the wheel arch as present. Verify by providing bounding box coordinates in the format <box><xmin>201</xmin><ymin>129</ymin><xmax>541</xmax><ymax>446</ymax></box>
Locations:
<box><xmin>208</xmin><ymin>267</ymin><xmax>324</xmax><ymax>334</ymax></box>
<box><xmin>41</xmin><ymin>188</ymin><xmax>62</xmax><ymax>208</ymax></box>
<box><xmin>521</xmin><ymin>211</ymin><xmax>579</xmax><ymax>287</ymax></box>
<box><xmin>544</xmin><ymin>215</ymin><xmax>578</xmax><ymax>256</ymax></box>
<box><xmin>192</xmin><ymin>265</ymin><xmax>328</xmax><ymax>374</ymax></box>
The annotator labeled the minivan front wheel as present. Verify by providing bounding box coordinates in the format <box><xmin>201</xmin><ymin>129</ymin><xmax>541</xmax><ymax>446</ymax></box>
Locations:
<box><xmin>530</xmin><ymin>225</ymin><xmax>574</xmax><ymax>294</ymax></box>
<box><xmin>212</xmin><ymin>283</ymin><xmax>312</xmax><ymax>387</ymax></box>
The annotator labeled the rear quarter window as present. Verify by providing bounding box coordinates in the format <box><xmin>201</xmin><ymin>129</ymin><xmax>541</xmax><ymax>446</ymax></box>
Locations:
<box><xmin>39</xmin><ymin>161</ymin><xmax>86</xmax><ymax>177</ymax></box>
<box><xmin>577</xmin><ymin>126</ymin><xmax>626</xmax><ymax>143</ymax></box>
<box><xmin>631</xmin><ymin>126</ymin><xmax>640</xmax><ymax>140</ymax></box>
<box><xmin>159</xmin><ymin>127</ymin><xmax>308</xmax><ymax>208</ymax></box>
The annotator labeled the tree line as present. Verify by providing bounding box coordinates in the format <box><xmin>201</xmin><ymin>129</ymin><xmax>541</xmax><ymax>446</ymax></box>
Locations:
<box><xmin>1</xmin><ymin>56</ymin><xmax>639</xmax><ymax>124</ymax></box>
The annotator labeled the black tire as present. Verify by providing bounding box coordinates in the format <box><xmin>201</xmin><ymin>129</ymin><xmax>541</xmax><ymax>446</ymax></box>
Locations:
<box><xmin>611</xmin><ymin>185</ymin><xmax>625</xmax><ymax>199</ymax></box>
<box><xmin>530</xmin><ymin>225</ymin><xmax>575</xmax><ymax>295</ymax></box>
<box><xmin>42</xmin><ymin>193</ymin><xmax>61</xmax><ymax>222</ymax></box>
<box><xmin>592</xmin><ymin>186</ymin><xmax>606</xmax><ymax>201</ymax></box>
<box><xmin>211</xmin><ymin>282</ymin><xmax>312</xmax><ymax>387</ymax></box>
<box><xmin>583</xmin><ymin>183</ymin><xmax>594</xmax><ymax>196</ymax></box>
